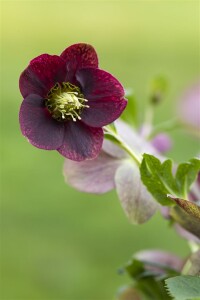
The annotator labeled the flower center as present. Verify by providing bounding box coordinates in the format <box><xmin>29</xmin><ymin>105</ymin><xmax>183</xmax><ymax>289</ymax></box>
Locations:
<box><xmin>45</xmin><ymin>82</ymin><xmax>89</xmax><ymax>122</ymax></box>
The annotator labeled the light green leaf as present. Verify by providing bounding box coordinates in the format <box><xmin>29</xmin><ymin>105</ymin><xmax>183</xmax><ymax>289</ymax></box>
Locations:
<box><xmin>149</xmin><ymin>75</ymin><xmax>168</xmax><ymax>104</ymax></box>
<box><xmin>165</xmin><ymin>275</ymin><xmax>200</xmax><ymax>300</ymax></box>
<box><xmin>175</xmin><ymin>158</ymin><xmax>200</xmax><ymax>197</ymax></box>
<box><xmin>140</xmin><ymin>155</ymin><xmax>174</xmax><ymax>205</ymax></box>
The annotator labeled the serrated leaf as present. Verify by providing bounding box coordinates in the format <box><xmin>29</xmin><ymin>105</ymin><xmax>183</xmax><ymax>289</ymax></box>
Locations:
<box><xmin>136</xmin><ymin>277</ymin><xmax>172</xmax><ymax>300</ymax></box>
<box><xmin>140</xmin><ymin>154</ymin><xmax>200</xmax><ymax>206</ymax></box>
<box><xmin>175</xmin><ymin>159</ymin><xmax>200</xmax><ymax>197</ymax></box>
<box><xmin>140</xmin><ymin>154</ymin><xmax>174</xmax><ymax>205</ymax></box>
<box><xmin>165</xmin><ymin>275</ymin><xmax>200</xmax><ymax>300</ymax></box>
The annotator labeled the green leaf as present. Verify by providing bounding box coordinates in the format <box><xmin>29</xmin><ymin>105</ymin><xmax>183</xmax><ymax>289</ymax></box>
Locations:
<box><xmin>149</xmin><ymin>75</ymin><xmax>168</xmax><ymax>105</ymax></box>
<box><xmin>125</xmin><ymin>258</ymin><xmax>146</xmax><ymax>279</ymax></box>
<box><xmin>140</xmin><ymin>154</ymin><xmax>200</xmax><ymax>206</ymax></box>
<box><xmin>165</xmin><ymin>275</ymin><xmax>200</xmax><ymax>300</ymax></box>
<box><xmin>136</xmin><ymin>277</ymin><xmax>172</xmax><ymax>300</ymax></box>
<box><xmin>175</xmin><ymin>158</ymin><xmax>200</xmax><ymax>197</ymax></box>
<box><xmin>140</xmin><ymin>155</ymin><xmax>174</xmax><ymax>205</ymax></box>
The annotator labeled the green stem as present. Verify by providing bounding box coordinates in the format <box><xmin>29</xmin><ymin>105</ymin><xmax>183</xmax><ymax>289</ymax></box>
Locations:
<box><xmin>103</xmin><ymin>126</ymin><xmax>141</xmax><ymax>166</ymax></box>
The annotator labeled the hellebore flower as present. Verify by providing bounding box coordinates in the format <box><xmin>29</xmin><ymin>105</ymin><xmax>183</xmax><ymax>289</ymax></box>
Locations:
<box><xmin>64</xmin><ymin>120</ymin><xmax>160</xmax><ymax>224</ymax></box>
<box><xmin>19</xmin><ymin>43</ymin><xmax>127</xmax><ymax>161</ymax></box>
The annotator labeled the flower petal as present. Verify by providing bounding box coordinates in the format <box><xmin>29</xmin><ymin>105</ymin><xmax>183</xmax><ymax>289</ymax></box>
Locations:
<box><xmin>80</xmin><ymin>97</ymin><xmax>127</xmax><ymax>127</ymax></box>
<box><xmin>102</xmin><ymin>139</ymin><xmax>127</xmax><ymax>159</ymax></box>
<box><xmin>135</xmin><ymin>250</ymin><xmax>184</xmax><ymax>273</ymax></box>
<box><xmin>19</xmin><ymin>94</ymin><xmax>64</xmax><ymax>150</ymax></box>
<box><xmin>175</xmin><ymin>224</ymin><xmax>200</xmax><ymax>243</ymax></box>
<box><xmin>115</xmin><ymin>161</ymin><xmax>158</xmax><ymax>224</ymax></box>
<box><xmin>19</xmin><ymin>54</ymin><xmax>67</xmax><ymax>98</ymax></box>
<box><xmin>115</xmin><ymin>120</ymin><xmax>159</xmax><ymax>156</ymax></box>
<box><xmin>58</xmin><ymin>121</ymin><xmax>103</xmax><ymax>161</ymax></box>
<box><xmin>63</xmin><ymin>151</ymin><xmax>123</xmax><ymax>193</ymax></box>
<box><xmin>60</xmin><ymin>43</ymin><xmax>98</xmax><ymax>83</ymax></box>
<box><xmin>76</xmin><ymin>68</ymin><xmax>125</xmax><ymax>101</ymax></box>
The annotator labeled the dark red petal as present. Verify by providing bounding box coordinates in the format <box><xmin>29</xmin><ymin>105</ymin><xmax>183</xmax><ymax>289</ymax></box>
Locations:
<box><xmin>19</xmin><ymin>94</ymin><xmax>64</xmax><ymax>150</ymax></box>
<box><xmin>57</xmin><ymin>121</ymin><xmax>103</xmax><ymax>161</ymax></box>
<box><xmin>60</xmin><ymin>43</ymin><xmax>98</xmax><ymax>83</ymax></box>
<box><xmin>76</xmin><ymin>68</ymin><xmax>125</xmax><ymax>101</ymax></box>
<box><xmin>19</xmin><ymin>54</ymin><xmax>67</xmax><ymax>98</ymax></box>
<box><xmin>81</xmin><ymin>97</ymin><xmax>127</xmax><ymax>127</ymax></box>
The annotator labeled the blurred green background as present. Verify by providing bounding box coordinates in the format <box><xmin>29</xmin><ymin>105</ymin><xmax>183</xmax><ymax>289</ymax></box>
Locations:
<box><xmin>1</xmin><ymin>1</ymin><xmax>200</xmax><ymax>299</ymax></box>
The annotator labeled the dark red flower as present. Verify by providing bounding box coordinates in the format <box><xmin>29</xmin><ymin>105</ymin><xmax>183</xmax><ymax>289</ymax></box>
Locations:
<box><xmin>19</xmin><ymin>43</ymin><xmax>127</xmax><ymax>161</ymax></box>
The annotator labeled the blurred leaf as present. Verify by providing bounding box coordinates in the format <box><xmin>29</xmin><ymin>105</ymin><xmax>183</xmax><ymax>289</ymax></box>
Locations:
<box><xmin>135</xmin><ymin>277</ymin><xmax>172</xmax><ymax>300</ymax></box>
<box><xmin>165</xmin><ymin>275</ymin><xmax>200</xmax><ymax>300</ymax></box>
<box><xmin>140</xmin><ymin>154</ymin><xmax>200</xmax><ymax>205</ymax></box>
<box><xmin>149</xmin><ymin>75</ymin><xmax>168</xmax><ymax>105</ymax></box>
<box><xmin>121</xmin><ymin>90</ymin><xmax>138</xmax><ymax>126</ymax></box>
<box><xmin>125</xmin><ymin>258</ymin><xmax>146</xmax><ymax>279</ymax></box>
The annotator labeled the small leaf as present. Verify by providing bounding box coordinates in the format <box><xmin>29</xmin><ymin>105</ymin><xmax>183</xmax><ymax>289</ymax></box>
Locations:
<box><xmin>149</xmin><ymin>75</ymin><xmax>168</xmax><ymax>104</ymax></box>
<box><xmin>140</xmin><ymin>154</ymin><xmax>174</xmax><ymax>205</ymax></box>
<box><xmin>136</xmin><ymin>277</ymin><xmax>172</xmax><ymax>300</ymax></box>
<box><xmin>140</xmin><ymin>154</ymin><xmax>200</xmax><ymax>206</ymax></box>
<box><xmin>175</xmin><ymin>158</ymin><xmax>200</xmax><ymax>197</ymax></box>
<box><xmin>165</xmin><ymin>275</ymin><xmax>200</xmax><ymax>300</ymax></box>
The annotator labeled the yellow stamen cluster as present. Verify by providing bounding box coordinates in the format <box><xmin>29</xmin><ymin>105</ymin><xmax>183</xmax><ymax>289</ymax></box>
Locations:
<box><xmin>45</xmin><ymin>82</ymin><xmax>89</xmax><ymax>122</ymax></box>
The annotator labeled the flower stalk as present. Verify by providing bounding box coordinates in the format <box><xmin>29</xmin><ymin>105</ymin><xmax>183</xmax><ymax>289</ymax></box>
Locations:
<box><xmin>103</xmin><ymin>125</ymin><xmax>142</xmax><ymax>166</ymax></box>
